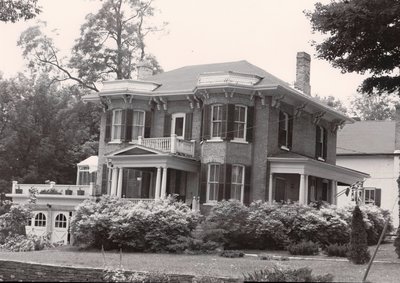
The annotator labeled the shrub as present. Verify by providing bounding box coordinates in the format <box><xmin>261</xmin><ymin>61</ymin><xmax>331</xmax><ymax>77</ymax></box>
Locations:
<box><xmin>0</xmin><ymin>204</ymin><xmax>31</xmax><ymax>244</ymax></box>
<box><xmin>103</xmin><ymin>267</ymin><xmax>171</xmax><ymax>283</ymax></box>
<box><xmin>39</xmin><ymin>188</ymin><xmax>61</xmax><ymax>195</ymax></box>
<box><xmin>348</xmin><ymin>206</ymin><xmax>371</xmax><ymax>264</ymax></box>
<box><xmin>219</xmin><ymin>250</ymin><xmax>244</xmax><ymax>258</ymax></box>
<box><xmin>70</xmin><ymin>195</ymin><xmax>200</xmax><ymax>252</ymax></box>
<box><xmin>359</xmin><ymin>205</ymin><xmax>393</xmax><ymax>245</ymax></box>
<box><xmin>0</xmin><ymin>234</ymin><xmax>56</xmax><ymax>252</ymax></box>
<box><xmin>325</xmin><ymin>243</ymin><xmax>349</xmax><ymax>257</ymax></box>
<box><xmin>287</xmin><ymin>241</ymin><xmax>319</xmax><ymax>256</ymax></box>
<box><xmin>243</xmin><ymin>265</ymin><xmax>334</xmax><ymax>282</ymax></box>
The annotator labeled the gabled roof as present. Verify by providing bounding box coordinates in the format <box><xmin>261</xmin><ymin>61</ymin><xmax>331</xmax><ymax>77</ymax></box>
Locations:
<box><xmin>337</xmin><ymin>120</ymin><xmax>395</xmax><ymax>155</ymax></box>
<box><xmin>144</xmin><ymin>60</ymin><xmax>290</xmax><ymax>92</ymax></box>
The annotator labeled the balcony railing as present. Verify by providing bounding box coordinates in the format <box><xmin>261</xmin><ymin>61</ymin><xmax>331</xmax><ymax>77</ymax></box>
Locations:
<box><xmin>10</xmin><ymin>181</ymin><xmax>94</xmax><ymax>197</ymax></box>
<box><xmin>137</xmin><ymin>134</ymin><xmax>195</xmax><ymax>158</ymax></box>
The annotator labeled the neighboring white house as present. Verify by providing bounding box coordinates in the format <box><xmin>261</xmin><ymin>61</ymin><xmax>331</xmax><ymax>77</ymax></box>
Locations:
<box><xmin>6</xmin><ymin>156</ymin><xmax>98</xmax><ymax>244</ymax></box>
<box><xmin>336</xmin><ymin>120</ymin><xmax>400</xmax><ymax>227</ymax></box>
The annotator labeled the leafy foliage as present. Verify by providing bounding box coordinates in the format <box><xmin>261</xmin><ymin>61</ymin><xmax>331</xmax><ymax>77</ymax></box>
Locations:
<box><xmin>18</xmin><ymin>0</ymin><xmax>165</xmax><ymax>92</ymax></box>
<box><xmin>314</xmin><ymin>95</ymin><xmax>348</xmax><ymax>114</ymax></box>
<box><xmin>306</xmin><ymin>0</ymin><xmax>400</xmax><ymax>95</ymax></box>
<box><xmin>70</xmin><ymin>195</ymin><xmax>200</xmax><ymax>252</ymax></box>
<box><xmin>218</xmin><ymin>250</ymin><xmax>244</xmax><ymax>258</ymax></box>
<box><xmin>243</xmin><ymin>265</ymin><xmax>334</xmax><ymax>282</ymax></box>
<box><xmin>0</xmin><ymin>0</ymin><xmax>41</xmax><ymax>23</ymax></box>
<box><xmin>0</xmin><ymin>233</ymin><xmax>56</xmax><ymax>252</ymax></box>
<box><xmin>324</xmin><ymin>243</ymin><xmax>349</xmax><ymax>257</ymax></box>
<box><xmin>348</xmin><ymin>206</ymin><xmax>371</xmax><ymax>264</ymax></box>
<box><xmin>0</xmin><ymin>203</ymin><xmax>31</xmax><ymax>243</ymax></box>
<box><xmin>287</xmin><ymin>241</ymin><xmax>319</xmax><ymax>256</ymax></box>
<box><xmin>349</xmin><ymin>92</ymin><xmax>397</xmax><ymax>120</ymax></box>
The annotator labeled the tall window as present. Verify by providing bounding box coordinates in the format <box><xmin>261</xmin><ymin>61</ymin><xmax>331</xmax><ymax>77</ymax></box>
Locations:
<box><xmin>231</xmin><ymin>165</ymin><xmax>244</xmax><ymax>202</ymax></box>
<box><xmin>316</xmin><ymin>125</ymin><xmax>327</xmax><ymax>160</ymax></box>
<box><xmin>112</xmin><ymin>109</ymin><xmax>123</xmax><ymax>141</ymax></box>
<box><xmin>364</xmin><ymin>187</ymin><xmax>381</xmax><ymax>206</ymax></box>
<box><xmin>55</xmin><ymin>214</ymin><xmax>67</xmax><ymax>228</ymax></box>
<box><xmin>211</xmin><ymin>105</ymin><xmax>223</xmax><ymax>138</ymax></box>
<box><xmin>207</xmin><ymin>164</ymin><xmax>220</xmax><ymax>202</ymax></box>
<box><xmin>34</xmin><ymin>213</ymin><xmax>46</xmax><ymax>227</ymax></box>
<box><xmin>278</xmin><ymin>111</ymin><xmax>292</xmax><ymax>149</ymax></box>
<box><xmin>234</xmin><ymin>105</ymin><xmax>247</xmax><ymax>140</ymax></box>
<box><xmin>132</xmin><ymin>110</ymin><xmax>145</xmax><ymax>140</ymax></box>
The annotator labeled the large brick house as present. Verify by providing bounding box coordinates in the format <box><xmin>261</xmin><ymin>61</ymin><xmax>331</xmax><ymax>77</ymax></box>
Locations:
<box><xmin>83</xmin><ymin>52</ymin><xmax>369</xmax><ymax>210</ymax></box>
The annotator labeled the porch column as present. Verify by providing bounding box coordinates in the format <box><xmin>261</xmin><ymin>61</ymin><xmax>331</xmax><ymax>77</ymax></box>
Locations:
<box><xmin>299</xmin><ymin>174</ymin><xmax>308</xmax><ymax>205</ymax></box>
<box><xmin>161</xmin><ymin>167</ymin><xmax>168</xmax><ymax>199</ymax></box>
<box><xmin>155</xmin><ymin>167</ymin><xmax>162</xmax><ymax>200</ymax></box>
<box><xmin>304</xmin><ymin>175</ymin><xmax>309</xmax><ymax>205</ymax></box>
<box><xmin>110</xmin><ymin>168</ymin><xmax>118</xmax><ymax>196</ymax></box>
<box><xmin>268</xmin><ymin>173</ymin><xmax>273</xmax><ymax>204</ymax></box>
<box><xmin>331</xmin><ymin>180</ymin><xmax>337</xmax><ymax>205</ymax></box>
<box><xmin>116</xmin><ymin>167</ymin><xmax>123</xmax><ymax>198</ymax></box>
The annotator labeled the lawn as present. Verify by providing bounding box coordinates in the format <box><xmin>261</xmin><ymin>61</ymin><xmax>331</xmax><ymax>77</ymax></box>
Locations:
<box><xmin>1</xmin><ymin>242</ymin><xmax>400</xmax><ymax>282</ymax></box>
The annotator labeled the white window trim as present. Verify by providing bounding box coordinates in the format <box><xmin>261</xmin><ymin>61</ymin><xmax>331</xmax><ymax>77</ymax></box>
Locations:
<box><xmin>207</xmin><ymin>163</ymin><xmax>220</xmax><ymax>203</ymax></box>
<box><xmin>230</xmin><ymin>164</ymin><xmax>245</xmax><ymax>203</ymax></box>
<box><xmin>211</xmin><ymin>104</ymin><xmax>223</xmax><ymax>139</ymax></box>
<box><xmin>233</xmin><ymin>105</ymin><xmax>247</xmax><ymax>142</ymax></box>
<box><xmin>131</xmin><ymin>110</ymin><xmax>146</xmax><ymax>142</ymax></box>
<box><xmin>111</xmin><ymin>109</ymin><xmax>123</xmax><ymax>143</ymax></box>
<box><xmin>171</xmin><ymin>112</ymin><xmax>186</xmax><ymax>139</ymax></box>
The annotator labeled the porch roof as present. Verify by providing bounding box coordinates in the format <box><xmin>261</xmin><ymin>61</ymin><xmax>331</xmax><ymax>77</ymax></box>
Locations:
<box><xmin>268</xmin><ymin>156</ymin><xmax>370</xmax><ymax>185</ymax></box>
<box><xmin>105</xmin><ymin>144</ymin><xmax>199</xmax><ymax>173</ymax></box>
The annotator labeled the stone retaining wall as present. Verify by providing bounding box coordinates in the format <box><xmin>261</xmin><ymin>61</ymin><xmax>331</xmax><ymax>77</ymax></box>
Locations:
<box><xmin>0</xmin><ymin>259</ymin><xmax>239</xmax><ymax>282</ymax></box>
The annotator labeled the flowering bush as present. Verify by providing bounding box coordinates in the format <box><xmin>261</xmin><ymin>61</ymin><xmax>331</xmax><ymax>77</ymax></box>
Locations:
<box><xmin>0</xmin><ymin>234</ymin><xmax>56</xmax><ymax>252</ymax></box>
<box><xmin>0</xmin><ymin>204</ymin><xmax>32</xmax><ymax>244</ymax></box>
<box><xmin>358</xmin><ymin>205</ymin><xmax>393</xmax><ymax>245</ymax></box>
<box><xmin>70</xmin><ymin>195</ymin><xmax>201</xmax><ymax>252</ymax></box>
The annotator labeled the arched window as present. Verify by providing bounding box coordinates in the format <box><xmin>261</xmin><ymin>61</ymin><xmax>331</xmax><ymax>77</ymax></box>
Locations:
<box><xmin>55</xmin><ymin>213</ymin><xmax>67</xmax><ymax>228</ymax></box>
<box><xmin>34</xmin><ymin>213</ymin><xmax>46</xmax><ymax>227</ymax></box>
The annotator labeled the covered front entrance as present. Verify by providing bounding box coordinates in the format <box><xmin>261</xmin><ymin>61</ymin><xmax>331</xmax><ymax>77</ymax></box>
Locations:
<box><xmin>267</xmin><ymin>155</ymin><xmax>369</xmax><ymax>205</ymax></box>
<box><xmin>104</xmin><ymin>145</ymin><xmax>199</xmax><ymax>205</ymax></box>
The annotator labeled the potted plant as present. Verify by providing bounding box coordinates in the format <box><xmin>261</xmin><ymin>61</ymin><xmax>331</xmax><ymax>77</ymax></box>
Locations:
<box><xmin>65</xmin><ymin>188</ymin><xmax>73</xmax><ymax>195</ymax></box>
<box><xmin>77</xmin><ymin>188</ymin><xmax>85</xmax><ymax>196</ymax></box>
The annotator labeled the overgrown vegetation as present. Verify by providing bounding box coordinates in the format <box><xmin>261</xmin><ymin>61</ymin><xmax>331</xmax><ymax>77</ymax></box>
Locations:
<box><xmin>287</xmin><ymin>241</ymin><xmax>319</xmax><ymax>256</ymax></box>
<box><xmin>324</xmin><ymin>244</ymin><xmax>349</xmax><ymax>258</ymax></box>
<box><xmin>348</xmin><ymin>206</ymin><xmax>371</xmax><ymax>264</ymax></box>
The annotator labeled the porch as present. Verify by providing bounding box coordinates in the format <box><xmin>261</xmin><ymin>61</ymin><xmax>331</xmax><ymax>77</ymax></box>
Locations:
<box><xmin>105</xmin><ymin>144</ymin><xmax>200</xmax><ymax>205</ymax></box>
<box><xmin>267</xmin><ymin>155</ymin><xmax>370</xmax><ymax>205</ymax></box>
<box><xmin>136</xmin><ymin>135</ymin><xmax>196</xmax><ymax>158</ymax></box>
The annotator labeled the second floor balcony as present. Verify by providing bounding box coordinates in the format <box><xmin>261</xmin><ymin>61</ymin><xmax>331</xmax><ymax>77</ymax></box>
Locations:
<box><xmin>136</xmin><ymin>134</ymin><xmax>196</xmax><ymax>158</ymax></box>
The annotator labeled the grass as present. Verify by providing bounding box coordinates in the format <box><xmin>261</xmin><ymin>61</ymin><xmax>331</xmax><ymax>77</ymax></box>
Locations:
<box><xmin>0</xmin><ymin>242</ymin><xmax>399</xmax><ymax>282</ymax></box>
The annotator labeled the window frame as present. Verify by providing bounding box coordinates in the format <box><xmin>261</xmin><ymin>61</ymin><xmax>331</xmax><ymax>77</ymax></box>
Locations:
<box><xmin>54</xmin><ymin>213</ymin><xmax>67</xmax><ymax>228</ymax></box>
<box><xmin>316</xmin><ymin>125</ymin><xmax>327</xmax><ymax>161</ymax></box>
<box><xmin>364</xmin><ymin>187</ymin><xmax>377</xmax><ymax>205</ymax></box>
<box><xmin>279</xmin><ymin>111</ymin><xmax>291</xmax><ymax>150</ymax></box>
<box><xmin>34</xmin><ymin>212</ymin><xmax>47</xmax><ymax>227</ymax></box>
<box><xmin>207</xmin><ymin>163</ymin><xmax>220</xmax><ymax>203</ymax></box>
<box><xmin>111</xmin><ymin>109</ymin><xmax>123</xmax><ymax>142</ymax></box>
<box><xmin>230</xmin><ymin>164</ymin><xmax>245</xmax><ymax>203</ymax></box>
<box><xmin>210</xmin><ymin>104</ymin><xmax>223</xmax><ymax>139</ymax></box>
<box><xmin>131</xmin><ymin>110</ymin><xmax>146</xmax><ymax>141</ymax></box>
<box><xmin>233</xmin><ymin>105</ymin><xmax>247</xmax><ymax>141</ymax></box>
<box><xmin>171</xmin><ymin>112</ymin><xmax>186</xmax><ymax>139</ymax></box>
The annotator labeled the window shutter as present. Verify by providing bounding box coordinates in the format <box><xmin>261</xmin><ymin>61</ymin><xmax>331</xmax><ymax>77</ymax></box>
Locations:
<box><xmin>201</xmin><ymin>105</ymin><xmax>211</xmax><ymax>141</ymax></box>
<box><xmin>125</xmin><ymin>109</ymin><xmax>133</xmax><ymax>142</ymax></box>
<box><xmin>225</xmin><ymin>164</ymin><xmax>232</xmax><ymax>200</ymax></box>
<box><xmin>220</xmin><ymin>105</ymin><xmax>228</xmax><ymax>140</ymax></box>
<box><xmin>164</xmin><ymin>113</ymin><xmax>171</xmax><ymax>137</ymax></box>
<box><xmin>315</xmin><ymin>126</ymin><xmax>321</xmax><ymax>158</ymax></box>
<box><xmin>246</xmin><ymin>106</ymin><xmax>254</xmax><ymax>142</ymax></box>
<box><xmin>244</xmin><ymin>166</ymin><xmax>251</xmax><ymax>205</ymax></box>
<box><xmin>105</xmin><ymin>110</ymin><xmax>113</xmax><ymax>142</ymax></box>
<box><xmin>375</xmin><ymin>188</ymin><xmax>381</xmax><ymax>207</ymax></box>
<box><xmin>184</xmin><ymin>112</ymin><xmax>193</xmax><ymax>140</ymax></box>
<box><xmin>288</xmin><ymin>114</ymin><xmax>293</xmax><ymax>149</ymax></box>
<box><xmin>278</xmin><ymin>111</ymin><xmax>285</xmax><ymax>147</ymax></box>
<box><xmin>218</xmin><ymin>164</ymin><xmax>225</xmax><ymax>201</ymax></box>
<box><xmin>323</xmin><ymin>128</ymin><xmax>328</xmax><ymax>160</ymax></box>
<box><xmin>200</xmin><ymin>163</ymin><xmax>208</xmax><ymax>204</ymax></box>
<box><xmin>226</xmin><ymin>104</ymin><xmax>235</xmax><ymax>141</ymax></box>
<box><xmin>144</xmin><ymin>111</ymin><xmax>152</xmax><ymax>138</ymax></box>
<box><xmin>101</xmin><ymin>164</ymin><xmax>108</xmax><ymax>195</ymax></box>
<box><xmin>120</xmin><ymin>109</ymin><xmax>127</xmax><ymax>142</ymax></box>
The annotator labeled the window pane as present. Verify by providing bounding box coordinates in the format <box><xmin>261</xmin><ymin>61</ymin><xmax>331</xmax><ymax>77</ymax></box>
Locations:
<box><xmin>175</xmin><ymin>117</ymin><xmax>184</xmax><ymax>136</ymax></box>
<box><xmin>231</xmin><ymin>184</ymin><xmax>241</xmax><ymax>200</ymax></box>
<box><xmin>114</xmin><ymin>110</ymin><xmax>122</xmax><ymax>124</ymax></box>
<box><xmin>212</xmin><ymin>122</ymin><xmax>221</xmax><ymax>137</ymax></box>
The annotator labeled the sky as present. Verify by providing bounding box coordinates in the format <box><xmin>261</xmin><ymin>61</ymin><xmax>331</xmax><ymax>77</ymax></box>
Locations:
<box><xmin>0</xmin><ymin>0</ymin><xmax>368</xmax><ymax>105</ymax></box>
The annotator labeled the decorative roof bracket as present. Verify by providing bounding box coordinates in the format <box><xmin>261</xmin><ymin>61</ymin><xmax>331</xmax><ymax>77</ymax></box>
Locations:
<box><xmin>100</xmin><ymin>96</ymin><xmax>112</xmax><ymax>112</ymax></box>
<box><xmin>186</xmin><ymin>95</ymin><xmax>195</xmax><ymax>109</ymax></box>
<box><xmin>331</xmin><ymin>120</ymin><xmax>346</xmax><ymax>134</ymax></box>
<box><xmin>294</xmin><ymin>103</ymin><xmax>307</xmax><ymax>118</ymax></box>
<box><xmin>312</xmin><ymin>111</ymin><xmax>326</xmax><ymax>125</ymax></box>
<box><xmin>159</xmin><ymin>97</ymin><xmax>168</xmax><ymax>111</ymax></box>
<box><xmin>271</xmin><ymin>94</ymin><xmax>285</xmax><ymax>109</ymax></box>
<box><xmin>193</xmin><ymin>94</ymin><xmax>202</xmax><ymax>109</ymax></box>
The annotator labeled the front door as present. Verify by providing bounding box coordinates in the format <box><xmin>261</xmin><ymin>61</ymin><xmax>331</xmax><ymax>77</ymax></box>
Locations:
<box><xmin>52</xmin><ymin>212</ymin><xmax>69</xmax><ymax>244</ymax></box>
<box><xmin>275</xmin><ymin>178</ymin><xmax>286</xmax><ymax>202</ymax></box>
<box><xmin>171</xmin><ymin>113</ymin><xmax>185</xmax><ymax>139</ymax></box>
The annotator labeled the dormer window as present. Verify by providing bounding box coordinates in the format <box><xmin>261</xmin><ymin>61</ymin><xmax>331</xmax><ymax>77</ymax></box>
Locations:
<box><xmin>278</xmin><ymin>111</ymin><xmax>293</xmax><ymax>150</ymax></box>
<box><xmin>316</xmin><ymin>125</ymin><xmax>327</xmax><ymax>161</ymax></box>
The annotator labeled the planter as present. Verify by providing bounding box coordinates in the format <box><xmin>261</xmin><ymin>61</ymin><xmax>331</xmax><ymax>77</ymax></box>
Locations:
<box><xmin>15</xmin><ymin>188</ymin><xmax>23</xmax><ymax>194</ymax></box>
<box><xmin>77</xmin><ymin>190</ymin><xmax>85</xmax><ymax>196</ymax></box>
<box><xmin>65</xmin><ymin>189</ymin><xmax>73</xmax><ymax>195</ymax></box>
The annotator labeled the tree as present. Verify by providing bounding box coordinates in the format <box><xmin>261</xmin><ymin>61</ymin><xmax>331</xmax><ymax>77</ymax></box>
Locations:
<box><xmin>314</xmin><ymin>95</ymin><xmax>348</xmax><ymax>114</ymax></box>
<box><xmin>348</xmin><ymin>205</ymin><xmax>371</xmax><ymax>264</ymax></box>
<box><xmin>306</xmin><ymin>0</ymin><xmax>400</xmax><ymax>95</ymax></box>
<box><xmin>349</xmin><ymin>92</ymin><xmax>397</xmax><ymax>120</ymax></box>
<box><xmin>18</xmin><ymin>0</ymin><xmax>165</xmax><ymax>92</ymax></box>
<box><xmin>0</xmin><ymin>0</ymin><xmax>41</xmax><ymax>23</ymax></box>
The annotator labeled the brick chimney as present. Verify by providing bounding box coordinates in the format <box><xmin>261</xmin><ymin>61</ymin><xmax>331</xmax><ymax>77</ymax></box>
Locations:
<box><xmin>137</xmin><ymin>60</ymin><xmax>153</xmax><ymax>80</ymax></box>
<box><xmin>294</xmin><ymin>52</ymin><xmax>311</xmax><ymax>96</ymax></box>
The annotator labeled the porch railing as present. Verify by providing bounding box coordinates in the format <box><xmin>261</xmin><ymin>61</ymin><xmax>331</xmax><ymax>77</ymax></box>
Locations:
<box><xmin>10</xmin><ymin>181</ymin><xmax>94</xmax><ymax>197</ymax></box>
<box><xmin>137</xmin><ymin>134</ymin><xmax>195</xmax><ymax>158</ymax></box>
